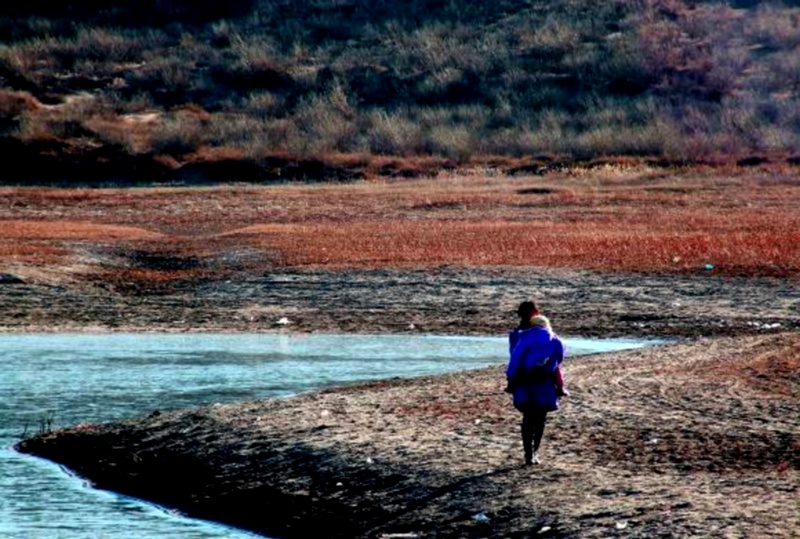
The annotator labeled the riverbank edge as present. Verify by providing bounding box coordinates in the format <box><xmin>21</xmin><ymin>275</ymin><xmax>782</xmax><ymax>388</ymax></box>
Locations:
<box><xmin>14</xmin><ymin>332</ymin><xmax>800</xmax><ymax>538</ymax></box>
<box><xmin>14</xmin><ymin>363</ymin><xmax>524</xmax><ymax>538</ymax></box>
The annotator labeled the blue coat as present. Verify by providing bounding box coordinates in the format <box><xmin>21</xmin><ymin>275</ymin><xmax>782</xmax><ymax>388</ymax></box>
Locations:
<box><xmin>506</xmin><ymin>327</ymin><xmax>565</xmax><ymax>412</ymax></box>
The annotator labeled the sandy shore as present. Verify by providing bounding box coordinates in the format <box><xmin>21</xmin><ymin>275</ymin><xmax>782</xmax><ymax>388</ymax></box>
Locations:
<box><xmin>17</xmin><ymin>332</ymin><xmax>799</xmax><ymax>538</ymax></box>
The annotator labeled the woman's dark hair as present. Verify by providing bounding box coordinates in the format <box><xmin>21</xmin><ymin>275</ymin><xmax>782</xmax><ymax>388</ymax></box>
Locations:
<box><xmin>517</xmin><ymin>300</ymin><xmax>537</xmax><ymax>319</ymax></box>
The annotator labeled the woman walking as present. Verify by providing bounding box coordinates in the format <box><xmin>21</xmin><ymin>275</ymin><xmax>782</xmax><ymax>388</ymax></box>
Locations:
<box><xmin>506</xmin><ymin>300</ymin><xmax>566</xmax><ymax>465</ymax></box>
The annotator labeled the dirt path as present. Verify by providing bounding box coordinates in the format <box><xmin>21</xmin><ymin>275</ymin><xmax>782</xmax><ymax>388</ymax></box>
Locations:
<box><xmin>18</xmin><ymin>333</ymin><xmax>799</xmax><ymax>538</ymax></box>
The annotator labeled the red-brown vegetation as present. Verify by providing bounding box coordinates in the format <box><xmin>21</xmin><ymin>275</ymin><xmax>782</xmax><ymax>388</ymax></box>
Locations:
<box><xmin>0</xmin><ymin>219</ymin><xmax>162</xmax><ymax>240</ymax></box>
<box><xmin>1</xmin><ymin>167</ymin><xmax>798</xmax><ymax>283</ymax></box>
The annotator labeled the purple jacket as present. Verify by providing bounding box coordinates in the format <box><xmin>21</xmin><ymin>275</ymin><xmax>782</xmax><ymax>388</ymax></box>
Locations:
<box><xmin>506</xmin><ymin>327</ymin><xmax>565</xmax><ymax>412</ymax></box>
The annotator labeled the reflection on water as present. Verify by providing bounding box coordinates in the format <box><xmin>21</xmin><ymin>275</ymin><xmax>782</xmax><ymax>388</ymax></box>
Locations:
<box><xmin>0</xmin><ymin>333</ymin><xmax>655</xmax><ymax>539</ymax></box>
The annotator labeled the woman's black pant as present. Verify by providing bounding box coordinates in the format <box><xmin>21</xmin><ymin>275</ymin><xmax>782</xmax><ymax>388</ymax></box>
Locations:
<box><xmin>521</xmin><ymin>407</ymin><xmax>548</xmax><ymax>461</ymax></box>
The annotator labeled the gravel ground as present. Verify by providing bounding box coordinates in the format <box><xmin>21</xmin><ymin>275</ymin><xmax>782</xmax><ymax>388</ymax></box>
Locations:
<box><xmin>1</xmin><ymin>266</ymin><xmax>799</xmax><ymax>338</ymax></box>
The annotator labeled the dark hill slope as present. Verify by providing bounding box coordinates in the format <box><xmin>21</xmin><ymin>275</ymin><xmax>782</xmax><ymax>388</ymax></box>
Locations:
<box><xmin>1</xmin><ymin>0</ymin><xmax>799</xmax><ymax>182</ymax></box>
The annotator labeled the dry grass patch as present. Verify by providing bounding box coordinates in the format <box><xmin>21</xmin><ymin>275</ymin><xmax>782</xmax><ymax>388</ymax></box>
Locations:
<box><xmin>236</xmin><ymin>219</ymin><xmax>800</xmax><ymax>276</ymax></box>
<box><xmin>223</xmin><ymin>170</ymin><xmax>800</xmax><ymax>276</ymax></box>
<box><xmin>0</xmin><ymin>220</ymin><xmax>162</xmax><ymax>240</ymax></box>
<box><xmin>0</xmin><ymin>242</ymin><xmax>68</xmax><ymax>264</ymax></box>
<box><xmin>1</xmin><ymin>169</ymin><xmax>799</xmax><ymax>280</ymax></box>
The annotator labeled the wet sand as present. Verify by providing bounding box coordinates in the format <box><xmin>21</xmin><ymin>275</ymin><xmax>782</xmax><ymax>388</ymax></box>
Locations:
<box><xmin>17</xmin><ymin>332</ymin><xmax>800</xmax><ymax>538</ymax></box>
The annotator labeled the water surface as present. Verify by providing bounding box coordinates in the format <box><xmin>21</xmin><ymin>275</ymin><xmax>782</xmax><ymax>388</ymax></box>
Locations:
<box><xmin>1</xmin><ymin>333</ymin><xmax>654</xmax><ymax>538</ymax></box>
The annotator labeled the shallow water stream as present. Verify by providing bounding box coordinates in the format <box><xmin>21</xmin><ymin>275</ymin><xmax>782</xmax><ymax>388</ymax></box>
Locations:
<box><xmin>1</xmin><ymin>333</ymin><xmax>653</xmax><ymax>538</ymax></box>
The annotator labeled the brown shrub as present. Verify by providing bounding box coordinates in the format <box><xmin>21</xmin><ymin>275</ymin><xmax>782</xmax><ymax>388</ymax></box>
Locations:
<box><xmin>0</xmin><ymin>90</ymin><xmax>42</xmax><ymax>117</ymax></box>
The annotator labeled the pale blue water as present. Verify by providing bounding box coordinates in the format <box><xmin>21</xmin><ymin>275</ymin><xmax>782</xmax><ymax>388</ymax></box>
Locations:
<box><xmin>0</xmin><ymin>333</ymin><xmax>655</xmax><ymax>539</ymax></box>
